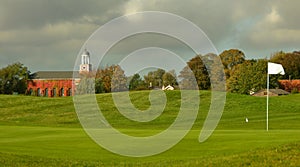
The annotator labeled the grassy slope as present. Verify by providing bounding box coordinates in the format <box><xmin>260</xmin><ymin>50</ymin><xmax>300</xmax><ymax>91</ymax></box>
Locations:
<box><xmin>0</xmin><ymin>91</ymin><xmax>299</xmax><ymax>166</ymax></box>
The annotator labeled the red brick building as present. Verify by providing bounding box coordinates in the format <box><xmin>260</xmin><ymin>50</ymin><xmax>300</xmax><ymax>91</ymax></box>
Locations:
<box><xmin>27</xmin><ymin>71</ymin><xmax>81</xmax><ymax>97</ymax></box>
<box><xmin>27</xmin><ymin>50</ymin><xmax>92</xmax><ymax>97</ymax></box>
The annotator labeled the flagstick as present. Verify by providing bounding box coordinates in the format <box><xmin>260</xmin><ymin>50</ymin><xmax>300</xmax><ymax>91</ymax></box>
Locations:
<box><xmin>267</xmin><ymin>62</ymin><xmax>285</xmax><ymax>131</ymax></box>
<box><xmin>267</xmin><ymin>73</ymin><xmax>269</xmax><ymax>131</ymax></box>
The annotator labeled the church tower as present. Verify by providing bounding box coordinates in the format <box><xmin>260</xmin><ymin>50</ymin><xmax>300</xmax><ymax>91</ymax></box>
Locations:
<box><xmin>79</xmin><ymin>49</ymin><xmax>92</xmax><ymax>74</ymax></box>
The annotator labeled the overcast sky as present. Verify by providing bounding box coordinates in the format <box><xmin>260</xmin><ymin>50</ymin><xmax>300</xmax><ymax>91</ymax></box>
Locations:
<box><xmin>1</xmin><ymin>0</ymin><xmax>299</xmax><ymax>73</ymax></box>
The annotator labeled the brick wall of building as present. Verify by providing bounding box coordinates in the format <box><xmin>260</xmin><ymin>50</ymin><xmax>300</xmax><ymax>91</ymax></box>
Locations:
<box><xmin>27</xmin><ymin>79</ymin><xmax>75</xmax><ymax>97</ymax></box>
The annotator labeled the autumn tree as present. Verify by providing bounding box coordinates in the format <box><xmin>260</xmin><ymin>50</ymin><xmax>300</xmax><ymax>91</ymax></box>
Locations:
<box><xmin>219</xmin><ymin>49</ymin><xmax>245</xmax><ymax>80</ymax></box>
<box><xmin>202</xmin><ymin>53</ymin><xmax>226</xmax><ymax>91</ymax></box>
<box><xmin>111</xmin><ymin>65</ymin><xmax>127</xmax><ymax>92</ymax></box>
<box><xmin>96</xmin><ymin>65</ymin><xmax>114</xmax><ymax>93</ymax></box>
<box><xmin>179</xmin><ymin>55</ymin><xmax>210</xmax><ymax>90</ymax></box>
<box><xmin>0</xmin><ymin>62</ymin><xmax>30</xmax><ymax>94</ymax></box>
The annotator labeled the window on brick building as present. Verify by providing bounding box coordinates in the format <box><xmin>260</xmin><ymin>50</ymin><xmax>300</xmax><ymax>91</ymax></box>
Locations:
<box><xmin>67</xmin><ymin>88</ymin><xmax>72</xmax><ymax>96</ymax></box>
<box><xmin>45</xmin><ymin>88</ymin><xmax>48</xmax><ymax>97</ymax></box>
<box><xmin>37</xmin><ymin>88</ymin><xmax>41</xmax><ymax>96</ymax></box>
<box><xmin>29</xmin><ymin>88</ymin><xmax>33</xmax><ymax>95</ymax></box>
<box><xmin>53</xmin><ymin>88</ymin><xmax>56</xmax><ymax>97</ymax></box>
<box><xmin>61</xmin><ymin>88</ymin><xmax>64</xmax><ymax>96</ymax></box>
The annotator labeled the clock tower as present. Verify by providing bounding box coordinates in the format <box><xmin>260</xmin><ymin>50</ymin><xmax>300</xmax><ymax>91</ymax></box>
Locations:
<box><xmin>79</xmin><ymin>49</ymin><xmax>92</xmax><ymax>74</ymax></box>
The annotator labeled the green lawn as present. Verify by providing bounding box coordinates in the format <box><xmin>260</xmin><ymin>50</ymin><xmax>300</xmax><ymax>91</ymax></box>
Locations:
<box><xmin>0</xmin><ymin>91</ymin><xmax>299</xmax><ymax>166</ymax></box>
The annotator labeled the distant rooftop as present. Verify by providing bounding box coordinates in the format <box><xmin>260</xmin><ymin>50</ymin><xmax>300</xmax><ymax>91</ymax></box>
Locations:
<box><xmin>268</xmin><ymin>89</ymin><xmax>290</xmax><ymax>95</ymax></box>
<box><xmin>32</xmin><ymin>71</ymin><xmax>80</xmax><ymax>79</ymax></box>
<box><xmin>252</xmin><ymin>89</ymin><xmax>290</xmax><ymax>96</ymax></box>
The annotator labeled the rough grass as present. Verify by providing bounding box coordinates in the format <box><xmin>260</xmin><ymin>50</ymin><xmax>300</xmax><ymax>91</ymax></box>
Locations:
<box><xmin>0</xmin><ymin>95</ymin><xmax>79</xmax><ymax>127</ymax></box>
<box><xmin>0</xmin><ymin>91</ymin><xmax>299</xmax><ymax>166</ymax></box>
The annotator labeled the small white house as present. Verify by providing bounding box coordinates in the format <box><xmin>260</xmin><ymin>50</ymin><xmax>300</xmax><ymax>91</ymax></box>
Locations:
<box><xmin>162</xmin><ymin>85</ymin><xmax>174</xmax><ymax>90</ymax></box>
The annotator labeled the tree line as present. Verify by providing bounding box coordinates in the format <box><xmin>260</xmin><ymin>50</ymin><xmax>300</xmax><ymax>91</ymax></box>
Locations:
<box><xmin>0</xmin><ymin>63</ymin><xmax>30</xmax><ymax>94</ymax></box>
<box><xmin>1</xmin><ymin>49</ymin><xmax>300</xmax><ymax>95</ymax></box>
<box><xmin>226</xmin><ymin>50</ymin><xmax>300</xmax><ymax>94</ymax></box>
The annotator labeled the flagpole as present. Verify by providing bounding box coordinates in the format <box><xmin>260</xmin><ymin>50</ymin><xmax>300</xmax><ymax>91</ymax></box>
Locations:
<box><xmin>267</xmin><ymin>62</ymin><xmax>285</xmax><ymax>131</ymax></box>
<box><xmin>266</xmin><ymin>73</ymin><xmax>269</xmax><ymax>131</ymax></box>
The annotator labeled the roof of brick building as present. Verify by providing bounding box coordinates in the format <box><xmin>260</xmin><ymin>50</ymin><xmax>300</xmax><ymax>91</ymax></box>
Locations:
<box><xmin>32</xmin><ymin>71</ymin><xmax>80</xmax><ymax>79</ymax></box>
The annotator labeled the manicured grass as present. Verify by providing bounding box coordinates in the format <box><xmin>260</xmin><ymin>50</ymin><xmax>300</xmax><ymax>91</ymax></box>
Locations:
<box><xmin>0</xmin><ymin>91</ymin><xmax>299</xmax><ymax>166</ymax></box>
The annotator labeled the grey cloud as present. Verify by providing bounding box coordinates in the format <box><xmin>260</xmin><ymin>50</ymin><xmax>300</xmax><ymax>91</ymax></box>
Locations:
<box><xmin>1</xmin><ymin>0</ymin><xmax>300</xmax><ymax>71</ymax></box>
<box><xmin>239</xmin><ymin>0</ymin><xmax>300</xmax><ymax>55</ymax></box>
<box><xmin>121</xmin><ymin>0</ymin><xmax>277</xmax><ymax>55</ymax></box>
<box><xmin>274</xmin><ymin>1</ymin><xmax>300</xmax><ymax>29</ymax></box>
<box><xmin>0</xmin><ymin>0</ymin><xmax>126</xmax><ymax>71</ymax></box>
<box><xmin>0</xmin><ymin>0</ymin><xmax>125</xmax><ymax>30</ymax></box>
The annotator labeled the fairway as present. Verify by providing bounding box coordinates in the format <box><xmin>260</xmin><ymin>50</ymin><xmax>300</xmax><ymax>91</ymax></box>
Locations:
<box><xmin>0</xmin><ymin>91</ymin><xmax>299</xmax><ymax>166</ymax></box>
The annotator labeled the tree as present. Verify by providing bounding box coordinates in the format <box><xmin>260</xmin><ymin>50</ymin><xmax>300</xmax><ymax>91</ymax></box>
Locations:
<box><xmin>227</xmin><ymin>59</ymin><xmax>269</xmax><ymax>94</ymax></box>
<box><xmin>202</xmin><ymin>53</ymin><xmax>226</xmax><ymax>91</ymax></box>
<box><xmin>219</xmin><ymin>49</ymin><xmax>245</xmax><ymax>80</ymax></box>
<box><xmin>178</xmin><ymin>66</ymin><xmax>198</xmax><ymax>90</ymax></box>
<box><xmin>144</xmin><ymin>71</ymin><xmax>154</xmax><ymax>88</ymax></box>
<box><xmin>111</xmin><ymin>65</ymin><xmax>127</xmax><ymax>92</ymax></box>
<box><xmin>95</xmin><ymin>78</ymin><xmax>104</xmax><ymax>93</ymax></box>
<box><xmin>0</xmin><ymin>62</ymin><xmax>30</xmax><ymax>94</ymax></box>
<box><xmin>96</xmin><ymin>65</ymin><xmax>127</xmax><ymax>93</ymax></box>
<box><xmin>162</xmin><ymin>70</ymin><xmax>178</xmax><ymax>86</ymax></box>
<box><xmin>270</xmin><ymin>51</ymin><xmax>300</xmax><ymax>79</ymax></box>
<box><xmin>96</xmin><ymin>65</ymin><xmax>113</xmax><ymax>93</ymax></box>
<box><xmin>128</xmin><ymin>73</ymin><xmax>145</xmax><ymax>90</ymax></box>
<box><xmin>144</xmin><ymin>68</ymin><xmax>166</xmax><ymax>88</ymax></box>
<box><xmin>179</xmin><ymin>55</ymin><xmax>210</xmax><ymax>90</ymax></box>
<box><xmin>76</xmin><ymin>75</ymin><xmax>95</xmax><ymax>95</ymax></box>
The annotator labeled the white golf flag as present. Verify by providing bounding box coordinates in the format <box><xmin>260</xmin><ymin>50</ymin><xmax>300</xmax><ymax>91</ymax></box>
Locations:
<box><xmin>268</xmin><ymin>62</ymin><xmax>285</xmax><ymax>75</ymax></box>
